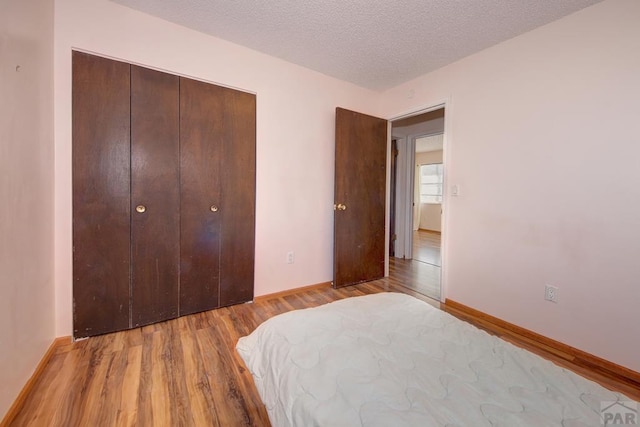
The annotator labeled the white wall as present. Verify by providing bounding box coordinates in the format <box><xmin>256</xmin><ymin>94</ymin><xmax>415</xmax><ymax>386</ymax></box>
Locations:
<box><xmin>54</xmin><ymin>0</ymin><xmax>381</xmax><ymax>337</ymax></box>
<box><xmin>50</xmin><ymin>0</ymin><xmax>640</xmax><ymax>375</ymax></box>
<box><xmin>416</xmin><ymin>150</ymin><xmax>443</xmax><ymax>232</ymax></box>
<box><xmin>381</xmin><ymin>0</ymin><xmax>640</xmax><ymax>372</ymax></box>
<box><xmin>0</xmin><ymin>0</ymin><xmax>55</xmax><ymax>417</ymax></box>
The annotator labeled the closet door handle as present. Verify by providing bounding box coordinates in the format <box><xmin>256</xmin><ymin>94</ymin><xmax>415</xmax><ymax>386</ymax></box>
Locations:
<box><xmin>135</xmin><ymin>205</ymin><xmax>146</xmax><ymax>213</ymax></box>
<box><xmin>210</xmin><ymin>205</ymin><xmax>219</xmax><ymax>212</ymax></box>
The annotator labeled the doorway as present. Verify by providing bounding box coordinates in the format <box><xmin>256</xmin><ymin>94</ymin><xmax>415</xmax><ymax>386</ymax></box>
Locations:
<box><xmin>390</xmin><ymin>107</ymin><xmax>445</xmax><ymax>301</ymax></box>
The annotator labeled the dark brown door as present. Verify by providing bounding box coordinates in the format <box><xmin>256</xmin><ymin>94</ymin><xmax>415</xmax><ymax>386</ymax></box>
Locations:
<box><xmin>72</xmin><ymin>51</ymin><xmax>131</xmax><ymax>337</ymax></box>
<box><xmin>130</xmin><ymin>66</ymin><xmax>180</xmax><ymax>327</ymax></box>
<box><xmin>219</xmin><ymin>88</ymin><xmax>256</xmax><ymax>306</ymax></box>
<box><xmin>179</xmin><ymin>78</ymin><xmax>223</xmax><ymax>315</ymax></box>
<box><xmin>334</xmin><ymin>108</ymin><xmax>387</xmax><ymax>288</ymax></box>
<box><xmin>73</xmin><ymin>51</ymin><xmax>256</xmax><ymax>334</ymax></box>
<box><xmin>179</xmin><ymin>79</ymin><xmax>256</xmax><ymax>314</ymax></box>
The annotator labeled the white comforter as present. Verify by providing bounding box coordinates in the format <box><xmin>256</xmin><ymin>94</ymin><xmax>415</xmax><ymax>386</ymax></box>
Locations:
<box><xmin>236</xmin><ymin>292</ymin><xmax>632</xmax><ymax>426</ymax></box>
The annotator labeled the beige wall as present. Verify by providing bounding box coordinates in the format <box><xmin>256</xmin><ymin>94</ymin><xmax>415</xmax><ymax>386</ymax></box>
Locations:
<box><xmin>381</xmin><ymin>0</ymin><xmax>640</xmax><ymax>372</ymax></box>
<box><xmin>3</xmin><ymin>3</ymin><xmax>637</xmax><ymax>417</ymax></box>
<box><xmin>53</xmin><ymin>0</ymin><xmax>381</xmax><ymax>337</ymax></box>
<box><xmin>416</xmin><ymin>150</ymin><xmax>443</xmax><ymax>232</ymax></box>
<box><xmin>0</xmin><ymin>0</ymin><xmax>55</xmax><ymax>417</ymax></box>
<box><xmin>415</xmin><ymin>150</ymin><xmax>443</xmax><ymax>166</ymax></box>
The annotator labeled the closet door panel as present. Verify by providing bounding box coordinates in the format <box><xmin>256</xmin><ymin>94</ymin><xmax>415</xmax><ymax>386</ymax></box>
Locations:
<box><xmin>130</xmin><ymin>66</ymin><xmax>180</xmax><ymax>327</ymax></box>
<box><xmin>179</xmin><ymin>77</ymin><xmax>223</xmax><ymax>315</ymax></box>
<box><xmin>219</xmin><ymin>89</ymin><xmax>256</xmax><ymax>306</ymax></box>
<box><xmin>72</xmin><ymin>51</ymin><xmax>131</xmax><ymax>337</ymax></box>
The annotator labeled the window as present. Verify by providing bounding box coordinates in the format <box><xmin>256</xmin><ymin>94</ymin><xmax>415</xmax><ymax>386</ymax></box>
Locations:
<box><xmin>419</xmin><ymin>163</ymin><xmax>443</xmax><ymax>204</ymax></box>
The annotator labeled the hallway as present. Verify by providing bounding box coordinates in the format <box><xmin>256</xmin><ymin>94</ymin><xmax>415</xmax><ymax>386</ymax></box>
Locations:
<box><xmin>412</xmin><ymin>229</ymin><xmax>441</xmax><ymax>267</ymax></box>
<box><xmin>391</xmin><ymin>229</ymin><xmax>442</xmax><ymax>300</ymax></box>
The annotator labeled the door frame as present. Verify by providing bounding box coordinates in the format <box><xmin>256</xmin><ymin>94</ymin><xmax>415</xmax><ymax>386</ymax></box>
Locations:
<box><xmin>394</xmin><ymin>134</ymin><xmax>416</xmax><ymax>260</ymax></box>
<box><xmin>385</xmin><ymin>99</ymin><xmax>451</xmax><ymax>302</ymax></box>
<box><xmin>389</xmin><ymin>139</ymin><xmax>398</xmax><ymax>257</ymax></box>
<box><xmin>393</xmin><ymin>131</ymin><xmax>442</xmax><ymax>260</ymax></box>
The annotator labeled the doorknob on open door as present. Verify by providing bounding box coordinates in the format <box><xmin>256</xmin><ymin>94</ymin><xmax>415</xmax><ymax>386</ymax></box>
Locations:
<box><xmin>334</xmin><ymin>203</ymin><xmax>347</xmax><ymax>211</ymax></box>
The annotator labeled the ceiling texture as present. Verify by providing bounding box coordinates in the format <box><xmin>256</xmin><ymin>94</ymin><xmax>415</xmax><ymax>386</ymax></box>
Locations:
<box><xmin>111</xmin><ymin>0</ymin><xmax>603</xmax><ymax>91</ymax></box>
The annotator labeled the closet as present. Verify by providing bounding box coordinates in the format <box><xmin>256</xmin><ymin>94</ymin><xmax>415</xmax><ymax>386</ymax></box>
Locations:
<box><xmin>72</xmin><ymin>51</ymin><xmax>255</xmax><ymax>338</ymax></box>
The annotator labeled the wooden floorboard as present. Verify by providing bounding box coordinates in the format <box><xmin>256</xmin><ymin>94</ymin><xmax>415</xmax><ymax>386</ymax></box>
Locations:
<box><xmin>412</xmin><ymin>229</ymin><xmax>441</xmax><ymax>266</ymax></box>
<box><xmin>6</xmin><ymin>258</ymin><xmax>639</xmax><ymax>426</ymax></box>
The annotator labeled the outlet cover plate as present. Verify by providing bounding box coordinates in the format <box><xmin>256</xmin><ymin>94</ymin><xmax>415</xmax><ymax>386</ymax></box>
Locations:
<box><xmin>544</xmin><ymin>285</ymin><xmax>558</xmax><ymax>303</ymax></box>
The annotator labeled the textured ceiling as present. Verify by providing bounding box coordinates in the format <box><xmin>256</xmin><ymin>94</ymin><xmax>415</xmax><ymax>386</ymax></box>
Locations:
<box><xmin>110</xmin><ymin>0</ymin><xmax>603</xmax><ymax>91</ymax></box>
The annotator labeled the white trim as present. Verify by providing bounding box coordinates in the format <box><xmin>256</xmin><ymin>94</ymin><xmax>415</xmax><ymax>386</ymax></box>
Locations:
<box><xmin>392</xmin><ymin>137</ymin><xmax>408</xmax><ymax>259</ymax></box>
<box><xmin>384</xmin><ymin>122</ymin><xmax>392</xmax><ymax>277</ymax></box>
<box><xmin>403</xmin><ymin>136</ymin><xmax>416</xmax><ymax>258</ymax></box>
<box><xmin>388</xmin><ymin>101</ymin><xmax>447</xmax><ymax>122</ymax></box>
<box><xmin>439</xmin><ymin>98</ymin><xmax>452</xmax><ymax>303</ymax></box>
<box><xmin>386</xmin><ymin>97</ymin><xmax>452</xmax><ymax>302</ymax></box>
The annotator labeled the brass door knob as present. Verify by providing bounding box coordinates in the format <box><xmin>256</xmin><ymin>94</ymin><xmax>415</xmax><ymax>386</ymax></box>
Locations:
<box><xmin>210</xmin><ymin>205</ymin><xmax>219</xmax><ymax>212</ymax></box>
<box><xmin>334</xmin><ymin>203</ymin><xmax>347</xmax><ymax>211</ymax></box>
<box><xmin>135</xmin><ymin>205</ymin><xmax>146</xmax><ymax>213</ymax></box>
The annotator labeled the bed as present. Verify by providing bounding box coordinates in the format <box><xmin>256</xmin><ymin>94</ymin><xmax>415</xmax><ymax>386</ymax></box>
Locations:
<box><xmin>236</xmin><ymin>292</ymin><xmax>633</xmax><ymax>426</ymax></box>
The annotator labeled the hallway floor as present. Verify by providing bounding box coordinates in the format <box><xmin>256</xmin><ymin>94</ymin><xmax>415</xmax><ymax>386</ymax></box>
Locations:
<box><xmin>392</xmin><ymin>229</ymin><xmax>442</xmax><ymax>300</ymax></box>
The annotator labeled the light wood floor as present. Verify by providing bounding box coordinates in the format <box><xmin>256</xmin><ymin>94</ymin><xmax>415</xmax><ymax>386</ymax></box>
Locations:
<box><xmin>396</xmin><ymin>229</ymin><xmax>441</xmax><ymax>300</ymax></box>
<box><xmin>412</xmin><ymin>229</ymin><xmax>441</xmax><ymax>267</ymax></box>
<box><xmin>390</xmin><ymin>257</ymin><xmax>440</xmax><ymax>300</ymax></box>
<box><xmin>7</xmin><ymin>261</ymin><xmax>437</xmax><ymax>427</ymax></box>
<box><xmin>7</xmin><ymin>259</ymin><xmax>639</xmax><ymax>426</ymax></box>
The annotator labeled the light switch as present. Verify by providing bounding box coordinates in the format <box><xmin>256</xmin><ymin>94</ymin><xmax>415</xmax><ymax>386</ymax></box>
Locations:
<box><xmin>451</xmin><ymin>184</ymin><xmax>460</xmax><ymax>197</ymax></box>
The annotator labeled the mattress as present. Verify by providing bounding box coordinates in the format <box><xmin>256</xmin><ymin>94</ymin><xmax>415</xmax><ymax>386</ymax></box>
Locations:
<box><xmin>236</xmin><ymin>292</ymin><xmax>633</xmax><ymax>426</ymax></box>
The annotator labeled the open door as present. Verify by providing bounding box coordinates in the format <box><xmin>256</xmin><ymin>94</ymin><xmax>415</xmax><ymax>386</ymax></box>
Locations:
<box><xmin>333</xmin><ymin>107</ymin><xmax>387</xmax><ymax>288</ymax></box>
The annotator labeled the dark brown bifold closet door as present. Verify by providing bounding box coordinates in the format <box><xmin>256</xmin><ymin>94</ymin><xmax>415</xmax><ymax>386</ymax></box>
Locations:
<box><xmin>179</xmin><ymin>78</ymin><xmax>223</xmax><ymax>315</ymax></box>
<box><xmin>218</xmin><ymin>88</ymin><xmax>256</xmax><ymax>306</ymax></box>
<box><xmin>130</xmin><ymin>65</ymin><xmax>180</xmax><ymax>327</ymax></box>
<box><xmin>73</xmin><ymin>51</ymin><xmax>256</xmax><ymax>337</ymax></box>
<box><xmin>179</xmin><ymin>78</ymin><xmax>256</xmax><ymax>314</ymax></box>
<box><xmin>72</xmin><ymin>51</ymin><xmax>131</xmax><ymax>337</ymax></box>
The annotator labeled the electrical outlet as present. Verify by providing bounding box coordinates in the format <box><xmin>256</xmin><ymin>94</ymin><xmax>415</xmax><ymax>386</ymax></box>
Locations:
<box><xmin>286</xmin><ymin>251</ymin><xmax>295</xmax><ymax>264</ymax></box>
<box><xmin>544</xmin><ymin>285</ymin><xmax>558</xmax><ymax>303</ymax></box>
